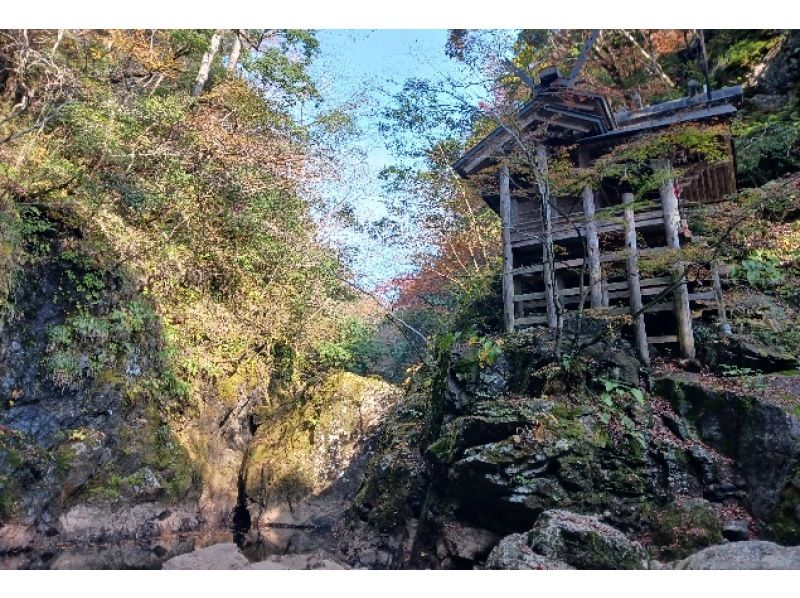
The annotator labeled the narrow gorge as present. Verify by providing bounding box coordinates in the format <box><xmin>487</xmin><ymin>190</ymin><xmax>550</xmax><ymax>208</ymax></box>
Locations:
<box><xmin>1</xmin><ymin>28</ymin><xmax>800</xmax><ymax>572</ymax></box>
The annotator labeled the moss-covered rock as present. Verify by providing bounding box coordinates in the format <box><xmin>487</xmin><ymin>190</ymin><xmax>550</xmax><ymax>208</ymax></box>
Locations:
<box><xmin>697</xmin><ymin>327</ymin><xmax>799</xmax><ymax>374</ymax></box>
<box><xmin>655</xmin><ymin>373</ymin><xmax>800</xmax><ymax>543</ymax></box>
<box><xmin>525</xmin><ymin>509</ymin><xmax>645</xmax><ymax>569</ymax></box>
<box><xmin>646</xmin><ymin>498</ymin><xmax>724</xmax><ymax>560</ymax></box>
<box><xmin>351</xmin><ymin>391</ymin><xmax>429</xmax><ymax>532</ymax></box>
<box><xmin>762</xmin><ymin>464</ymin><xmax>800</xmax><ymax>544</ymax></box>
<box><xmin>243</xmin><ymin>371</ymin><xmax>398</xmax><ymax>518</ymax></box>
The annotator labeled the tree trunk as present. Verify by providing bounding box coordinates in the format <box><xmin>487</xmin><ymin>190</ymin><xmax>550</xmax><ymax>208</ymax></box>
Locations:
<box><xmin>226</xmin><ymin>31</ymin><xmax>242</xmax><ymax>77</ymax></box>
<box><xmin>192</xmin><ymin>30</ymin><xmax>223</xmax><ymax>97</ymax></box>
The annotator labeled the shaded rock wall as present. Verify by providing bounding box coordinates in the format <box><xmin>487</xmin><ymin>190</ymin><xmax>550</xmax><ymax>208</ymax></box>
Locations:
<box><xmin>351</xmin><ymin>328</ymin><xmax>800</xmax><ymax>568</ymax></box>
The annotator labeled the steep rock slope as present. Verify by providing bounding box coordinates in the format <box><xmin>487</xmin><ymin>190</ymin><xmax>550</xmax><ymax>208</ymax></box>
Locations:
<box><xmin>348</xmin><ymin>326</ymin><xmax>800</xmax><ymax>568</ymax></box>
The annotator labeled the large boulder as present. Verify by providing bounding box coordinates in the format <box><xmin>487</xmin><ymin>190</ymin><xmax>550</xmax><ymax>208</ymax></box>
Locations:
<box><xmin>245</xmin><ymin>372</ymin><xmax>398</xmax><ymax>528</ymax></box>
<box><xmin>161</xmin><ymin>542</ymin><xmax>351</xmax><ymax>570</ymax></box>
<box><xmin>647</xmin><ymin>498</ymin><xmax>724</xmax><ymax>560</ymax></box>
<box><xmin>525</xmin><ymin>510</ymin><xmax>645</xmax><ymax>569</ymax></box>
<box><xmin>436</xmin><ymin>520</ymin><xmax>499</xmax><ymax>564</ymax></box>
<box><xmin>486</xmin><ymin>510</ymin><xmax>645</xmax><ymax>570</ymax></box>
<box><xmin>245</xmin><ymin>551</ymin><xmax>350</xmax><ymax>570</ymax></box>
<box><xmin>162</xmin><ymin>542</ymin><xmax>249</xmax><ymax>570</ymax></box>
<box><xmin>698</xmin><ymin>332</ymin><xmax>798</xmax><ymax>374</ymax></box>
<box><xmin>676</xmin><ymin>541</ymin><xmax>800</xmax><ymax>570</ymax></box>
<box><xmin>485</xmin><ymin>533</ymin><xmax>571</xmax><ymax>570</ymax></box>
<box><xmin>655</xmin><ymin>374</ymin><xmax>800</xmax><ymax>543</ymax></box>
<box><xmin>443</xmin><ymin>397</ymin><xmax>683</xmax><ymax>534</ymax></box>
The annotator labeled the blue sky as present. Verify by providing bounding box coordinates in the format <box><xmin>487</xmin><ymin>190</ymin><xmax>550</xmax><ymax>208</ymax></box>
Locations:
<box><xmin>305</xmin><ymin>30</ymin><xmax>476</xmax><ymax>290</ymax></box>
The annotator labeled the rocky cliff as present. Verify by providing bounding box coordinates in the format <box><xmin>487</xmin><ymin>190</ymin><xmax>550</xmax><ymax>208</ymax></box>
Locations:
<box><xmin>346</xmin><ymin>324</ymin><xmax>800</xmax><ymax>569</ymax></box>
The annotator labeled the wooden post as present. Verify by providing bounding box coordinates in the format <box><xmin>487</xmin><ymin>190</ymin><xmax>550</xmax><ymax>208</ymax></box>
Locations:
<box><xmin>711</xmin><ymin>261</ymin><xmax>732</xmax><ymax>335</ymax></box>
<box><xmin>623</xmin><ymin>192</ymin><xmax>650</xmax><ymax>366</ymax></box>
<box><xmin>499</xmin><ymin>165</ymin><xmax>515</xmax><ymax>333</ymax></box>
<box><xmin>655</xmin><ymin>161</ymin><xmax>696</xmax><ymax>359</ymax></box>
<box><xmin>582</xmin><ymin>185</ymin><xmax>603</xmax><ymax>308</ymax></box>
<box><xmin>537</xmin><ymin>145</ymin><xmax>557</xmax><ymax>330</ymax></box>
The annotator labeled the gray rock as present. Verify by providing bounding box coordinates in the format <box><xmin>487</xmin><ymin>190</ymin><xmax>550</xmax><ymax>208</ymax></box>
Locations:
<box><xmin>485</xmin><ymin>533</ymin><xmax>572</xmax><ymax>570</ymax></box>
<box><xmin>655</xmin><ymin>374</ymin><xmax>800</xmax><ymax>543</ymax></box>
<box><xmin>751</xmin><ymin>31</ymin><xmax>800</xmax><ymax>97</ymax></box>
<box><xmin>245</xmin><ymin>551</ymin><xmax>349</xmax><ymax>570</ymax></box>
<box><xmin>676</xmin><ymin>541</ymin><xmax>800</xmax><ymax>570</ymax></box>
<box><xmin>0</xmin><ymin>524</ymin><xmax>35</xmax><ymax>554</ymax></box>
<box><xmin>527</xmin><ymin>510</ymin><xmax>645</xmax><ymax>569</ymax></box>
<box><xmin>439</xmin><ymin>521</ymin><xmax>499</xmax><ymax>562</ymax></box>
<box><xmin>162</xmin><ymin>543</ymin><xmax>249</xmax><ymax>570</ymax></box>
<box><xmin>648</xmin><ymin>498</ymin><xmax>724</xmax><ymax>559</ymax></box>
<box><xmin>698</xmin><ymin>331</ymin><xmax>798</xmax><ymax>374</ymax></box>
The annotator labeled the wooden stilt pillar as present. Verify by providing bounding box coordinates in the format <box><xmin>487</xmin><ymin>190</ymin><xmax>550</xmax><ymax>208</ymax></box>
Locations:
<box><xmin>711</xmin><ymin>261</ymin><xmax>732</xmax><ymax>335</ymax></box>
<box><xmin>537</xmin><ymin>145</ymin><xmax>557</xmax><ymax>330</ymax></box>
<box><xmin>499</xmin><ymin>165</ymin><xmax>515</xmax><ymax>333</ymax></box>
<box><xmin>582</xmin><ymin>185</ymin><xmax>603</xmax><ymax>308</ymax></box>
<box><xmin>622</xmin><ymin>192</ymin><xmax>650</xmax><ymax>366</ymax></box>
<box><xmin>655</xmin><ymin>161</ymin><xmax>696</xmax><ymax>359</ymax></box>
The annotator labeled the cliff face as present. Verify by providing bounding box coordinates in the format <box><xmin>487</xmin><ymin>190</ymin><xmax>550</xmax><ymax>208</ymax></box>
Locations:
<box><xmin>0</xmin><ymin>235</ymin><xmax>399</xmax><ymax>568</ymax></box>
<box><xmin>0</xmin><ymin>241</ymin><xmax>254</xmax><ymax>566</ymax></box>
<box><xmin>348</xmin><ymin>325</ymin><xmax>800</xmax><ymax>569</ymax></box>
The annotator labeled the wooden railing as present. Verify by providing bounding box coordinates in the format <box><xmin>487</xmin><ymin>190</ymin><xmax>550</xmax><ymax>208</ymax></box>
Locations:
<box><xmin>510</xmin><ymin>201</ymin><xmax>665</xmax><ymax>246</ymax></box>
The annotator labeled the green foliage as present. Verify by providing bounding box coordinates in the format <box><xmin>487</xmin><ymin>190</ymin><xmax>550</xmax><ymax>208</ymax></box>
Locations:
<box><xmin>313</xmin><ymin>315</ymin><xmax>381</xmax><ymax>374</ymax></box>
<box><xmin>379</xmin><ymin>78</ymin><xmax>477</xmax><ymax>160</ymax></box>
<box><xmin>470</xmin><ymin>335</ymin><xmax>503</xmax><ymax>369</ymax></box>
<box><xmin>708</xmin><ymin>30</ymin><xmax>785</xmax><ymax>86</ymax></box>
<box><xmin>734</xmin><ymin>108</ymin><xmax>800</xmax><ymax>186</ymax></box>
<box><xmin>448</xmin><ymin>267</ymin><xmax>503</xmax><ymax>335</ymax></box>
<box><xmin>733</xmin><ymin>250</ymin><xmax>786</xmax><ymax>289</ymax></box>
<box><xmin>599</xmin><ymin>378</ymin><xmax>645</xmax><ymax>408</ymax></box>
<box><xmin>718</xmin><ymin>364</ymin><xmax>759</xmax><ymax>378</ymax></box>
<box><xmin>243</xmin><ymin>30</ymin><xmax>321</xmax><ymax>106</ymax></box>
<box><xmin>449</xmin><ymin>333</ymin><xmax>504</xmax><ymax>380</ymax></box>
<box><xmin>595</xmin><ymin>379</ymin><xmax>647</xmax><ymax>450</ymax></box>
<box><xmin>44</xmin><ymin>296</ymin><xmax>159</xmax><ymax>389</ymax></box>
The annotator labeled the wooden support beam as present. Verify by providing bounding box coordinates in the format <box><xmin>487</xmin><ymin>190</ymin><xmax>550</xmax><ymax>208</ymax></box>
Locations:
<box><xmin>511</xmin><ymin>246</ymin><xmax>678</xmax><ymax>276</ymax></box>
<box><xmin>623</xmin><ymin>192</ymin><xmax>650</xmax><ymax>366</ymax></box>
<box><xmin>582</xmin><ymin>185</ymin><xmax>604</xmax><ymax>308</ymax></box>
<box><xmin>647</xmin><ymin>335</ymin><xmax>679</xmax><ymax>345</ymax></box>
<box><xmin>537</xmin><ymin>145</ymin><xmax>557</xmax><ymax>330</ymax></box>
<box><xmin>512</xmin><ymin>209</ymin><xmax>666</xmax><ymax>247</ymax></box>
<box><xmin>655</xmin><ymin>161</ymin><xmax>696</xmax><ymax>359</ymax></box>
<box><xmin>499</xmin><ymin>165</ymin><xmax>515</xmax><ymax>333</ymax></box>
<box><xmin>711</xmin><ymin>261</ymin><xmax>732</xmax><ymax>335</ymax></box>
<box><xmin>515</xmin><ymin>315</ymin><xmax>549</xmax><ymax>327</ymax></box>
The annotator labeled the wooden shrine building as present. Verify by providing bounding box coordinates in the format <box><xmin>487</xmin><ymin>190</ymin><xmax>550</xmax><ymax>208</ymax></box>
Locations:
<box><xmin>453</xmin><ymin>68</ymin><xmax>743</xmax><ymax>364</ymax></box>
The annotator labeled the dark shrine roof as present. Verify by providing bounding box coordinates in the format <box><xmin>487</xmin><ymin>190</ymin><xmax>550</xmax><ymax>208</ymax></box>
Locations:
<box><xmin>453</xmin><ymin>82</ymin><xmax>743</xmax><ymax>177</ymax></box>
